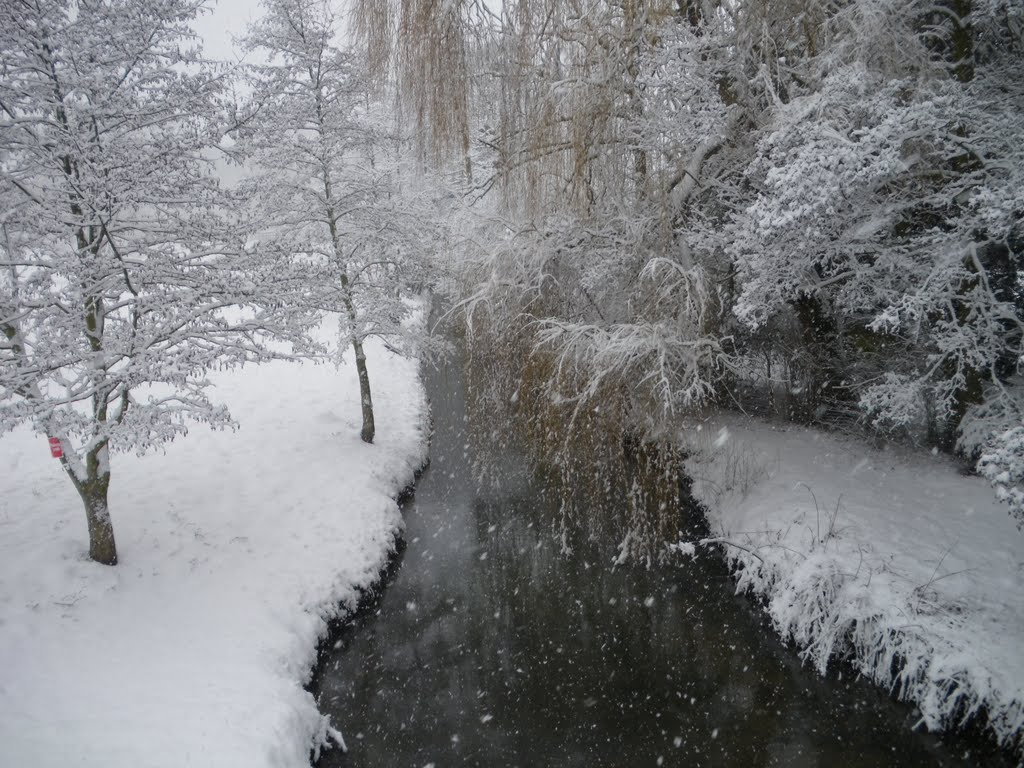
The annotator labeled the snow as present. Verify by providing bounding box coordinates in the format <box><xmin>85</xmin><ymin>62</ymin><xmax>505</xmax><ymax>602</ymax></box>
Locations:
<box><xmin>683</xmin><ymin>415</ymin><xmax>1024</xmax><ymax>754</ymax></box>
<box><xmin>0</xmin><ymin>316</ymin><xmax>429</xmax><ymax>767</ymax></box>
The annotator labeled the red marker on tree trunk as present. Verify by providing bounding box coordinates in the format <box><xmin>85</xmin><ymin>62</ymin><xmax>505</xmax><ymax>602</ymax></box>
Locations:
<box><xmin>48</xmin><ymin>437</ymin><xmax>63</xmax><ymax>459</ymax></box>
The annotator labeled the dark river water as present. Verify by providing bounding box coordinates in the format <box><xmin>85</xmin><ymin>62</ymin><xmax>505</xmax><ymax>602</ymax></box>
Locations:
<box><xmin>311</xmin><ymin>348</ymin><xmax>1007</xmax><ymax>767</ymax></box>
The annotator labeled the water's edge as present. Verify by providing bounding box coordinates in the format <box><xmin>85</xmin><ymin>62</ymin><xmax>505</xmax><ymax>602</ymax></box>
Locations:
<box><xmin>304</xmin><ymin>354</ymin><xmax>1015</xmax><ymax>766</ymax></box>
<box><xmin>304</xmin><ymin>450</ymin><xmax>428</xmax><ymax>725</ymax></box>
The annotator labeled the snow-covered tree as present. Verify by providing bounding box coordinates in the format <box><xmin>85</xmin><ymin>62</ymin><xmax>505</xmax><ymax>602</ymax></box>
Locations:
<box><xmin>237</xmin><ymin>0</ymin><xmax>437</xmax><ymax>444</ymax></box>
<box><xmin>726</xmin><ymin>0</ymin><xmax>1024</xmax><ymax>520</ymax></box>
<box><xmin>435</xmin><ymin>1</ymin><xmax>744</xmax><ymax>560</ymax></box>
<box><xmin>456</xmin><ymin>0</ymin><xmax>738</xmax><ymax>411</ymax></box>
<box><xmin>0</xmin><ymin>0</ymin><xmax>308</xmax><ymax>565</ymax></box>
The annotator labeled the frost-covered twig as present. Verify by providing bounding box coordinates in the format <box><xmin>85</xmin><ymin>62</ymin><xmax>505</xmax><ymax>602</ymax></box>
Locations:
<box><xmin>671</xmin><ymin>536</ymin><xmax>766</xmax><ymax>564</ymax></box>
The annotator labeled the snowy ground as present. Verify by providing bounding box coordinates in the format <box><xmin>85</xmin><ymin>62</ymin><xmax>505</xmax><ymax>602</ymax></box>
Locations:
<box><xmin>0</xmin><ymin>318</ymin><xmax>428</xmax><ymax>767</ymax></box>
<box><xmin>682</xmin><ymin>416</ymin><xmax>1024</xmax><ymax>755</ymax></box>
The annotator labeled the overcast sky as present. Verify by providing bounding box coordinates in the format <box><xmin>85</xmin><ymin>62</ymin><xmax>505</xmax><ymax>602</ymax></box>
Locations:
<box><xmin>192</xmin><ymin>0</ymin><xmax>262</xmax><ymax>64</ymax></box>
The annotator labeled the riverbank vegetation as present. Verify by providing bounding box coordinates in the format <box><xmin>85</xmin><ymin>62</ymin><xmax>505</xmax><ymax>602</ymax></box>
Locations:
<box><xmin>355</xmin><ymin>0</ymin><xmax>1023</xmax><ymax>559</ymax></box>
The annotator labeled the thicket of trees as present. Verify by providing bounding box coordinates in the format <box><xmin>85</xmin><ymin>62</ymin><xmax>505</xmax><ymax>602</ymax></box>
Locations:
<box><xmin>2</xmin><ymin>0</ymin><xmax>1021</xmax><ymax>564</ymax></box>
<box><xmin>354</xmin><ymin>0</ymin><xmax>1024</xmax><ymax>552</ymax></box>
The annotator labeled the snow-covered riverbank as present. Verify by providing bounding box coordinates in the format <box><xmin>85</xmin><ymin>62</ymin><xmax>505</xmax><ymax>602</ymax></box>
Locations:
<box><xmin>683</xmin><ymin>416</ymin><xmax>1024</xmax><ymax>756</ymax></box>
<box><xmin>0</xmin><ymin>319</ymin><xmax>429</xmax><ymax>767</ymax></box>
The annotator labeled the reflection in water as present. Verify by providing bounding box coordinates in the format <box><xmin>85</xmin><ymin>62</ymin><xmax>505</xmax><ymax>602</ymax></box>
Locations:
<box><xmin>312</xmin><ymin>348</ymin><xmax>1006</xmax><ymax>767</ymax></box>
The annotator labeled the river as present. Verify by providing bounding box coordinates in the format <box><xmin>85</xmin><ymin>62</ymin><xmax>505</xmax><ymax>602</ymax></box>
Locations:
<box><xmin>311</xmin><ymin>342</ymin><xmax>1006</xmax><ymax>767</ymax></box>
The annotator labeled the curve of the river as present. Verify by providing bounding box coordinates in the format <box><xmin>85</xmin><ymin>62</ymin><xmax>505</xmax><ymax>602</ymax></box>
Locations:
<box><xmin>311</xmin><ymin>345</ymin><xmax>1007</xmax><ymax>767</ymax></box>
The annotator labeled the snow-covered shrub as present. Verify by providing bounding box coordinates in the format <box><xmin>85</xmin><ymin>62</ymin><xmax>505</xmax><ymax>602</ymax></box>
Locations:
<box><xmin>976</xmin><ymin>429</ymin><xmax>1024</xmax><ymax>528</ymax></box>
<box><xmin>960</xmin><ymin>383</ymin><xmax>1024</xmax><ymax>528</ymax></box>
<box><xmin>972</xmin><ymin>422</ymin><xmax>1024</xmax><ymax>529</ymax></box>
<box><xmin>770</xmin><ymin>553</ymin><xmax>860</xmax><ymax>675</ymax></box>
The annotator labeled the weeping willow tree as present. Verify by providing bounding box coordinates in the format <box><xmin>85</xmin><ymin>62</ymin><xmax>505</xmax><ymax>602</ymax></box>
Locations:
<box><xmin>350</xmin><ymin>0</ymin><xmax>746</xmax><ymax>561</ymax></box>
<box><xmin>343</xmin><ymin>0</ymin><xmax>827</xmax><ymax>558</ymax></box>
<box><xmin>351</xmin><ymin>0</ymin><xmax>488</xmax><ymax>180</ymax></box>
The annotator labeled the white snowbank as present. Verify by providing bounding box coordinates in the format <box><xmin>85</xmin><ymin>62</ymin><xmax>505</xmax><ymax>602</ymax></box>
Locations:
<box><xmin>0</xmin><ymin>317</ymin><xmax>429</xmax><ymax>767</ymax></box>
<box><xmin>682</xmin><ymin>416</ymin><xmax>1024</xmax><ymax>754</ymax></box>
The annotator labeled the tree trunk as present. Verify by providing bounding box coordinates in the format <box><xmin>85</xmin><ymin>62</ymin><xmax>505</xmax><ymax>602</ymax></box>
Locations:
<box><xmin>79</xmin><ymin>475</ymin><xmax>117</xmax><ymax>566</ymax></box>
<box><xmin>791</xmin><ymin>292</ymin><xmax>845</xmax><ymax>420</ymax></box>
<box><xmin>321</xmin><ymin>141</ymin><xmax>376</xmax><ymax>445</ymax></box>
<box><xmin>940</xmin><ymin>363</ymin><xmax>984</xmax><ymax>453</ymax></box>
<box><xmin>947</xmin><ymin>0</ymin><xmax>974</xmax><ymax>84</ymax></box>
<box><xmin>352</xmin><ymin>336</ymin><xmax>375</xmax><ymax>444</ymax></box>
